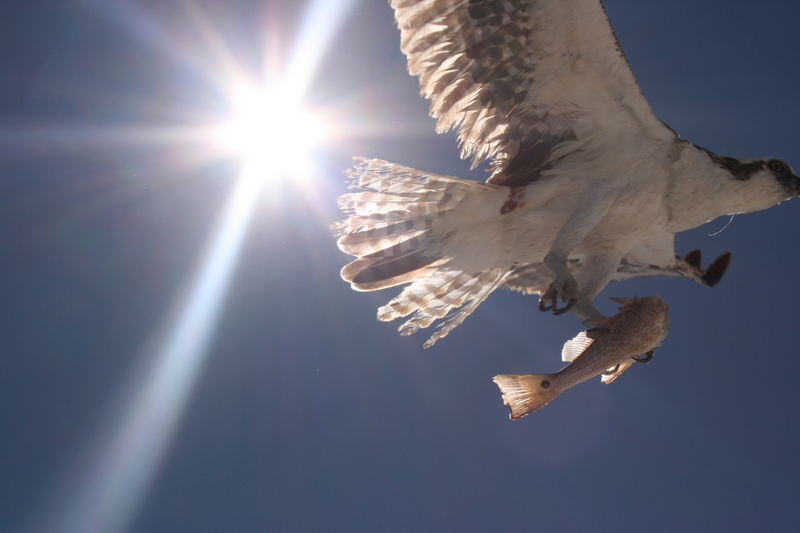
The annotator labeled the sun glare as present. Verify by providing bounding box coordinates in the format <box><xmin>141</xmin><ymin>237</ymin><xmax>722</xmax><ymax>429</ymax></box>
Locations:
<box><xmin>218</xmin><ymin>84</ymin><xmax>327</xmax><ymax>179</ymax></box>
<box><xmin>35</xmin><ymin>1</ymin><xmax>358</xmax><ymax>532</ymax></box>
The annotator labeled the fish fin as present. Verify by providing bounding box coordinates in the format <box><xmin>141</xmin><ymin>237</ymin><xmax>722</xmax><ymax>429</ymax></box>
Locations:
<box><xmin>561</xmin><ymin>331</ymin><xmax>594</xmax><ymax>362</ymax></box>
<box><xmin>492</xmin><ymin>374</ymin><xmax>559</xmax><ymax>419</ymax></box>
<box><xmin>600</xmin><ymin>360</ymin><xmax>634</xmax><ymax>384</ymax></box>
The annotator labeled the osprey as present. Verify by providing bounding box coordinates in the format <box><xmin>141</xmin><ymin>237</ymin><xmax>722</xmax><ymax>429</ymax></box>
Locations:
<box><xmin>334</xmin><ymin>0</ymin><xmax>799</xmax><ymax>347</ymax></box>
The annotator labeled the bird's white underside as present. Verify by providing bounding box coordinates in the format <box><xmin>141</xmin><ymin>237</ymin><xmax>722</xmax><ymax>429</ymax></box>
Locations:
<box><xmin>335</xmin><ymin>0</ymin><xmax>791</xmax><ymax>345</ymax></box>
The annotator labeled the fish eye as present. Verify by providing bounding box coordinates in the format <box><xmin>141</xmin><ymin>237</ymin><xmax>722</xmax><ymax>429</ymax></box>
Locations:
<box><xmin>768</xmin><ymin>159</ymin><xmax>788</xmax><ymax>174</ymax></box>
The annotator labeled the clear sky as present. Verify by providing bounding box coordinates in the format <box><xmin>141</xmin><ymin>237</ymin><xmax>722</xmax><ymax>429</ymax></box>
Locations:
<box><xmin>2</xmin><ymin>1</ymin><xmax>799</xmax><ymax>532</ymax></box>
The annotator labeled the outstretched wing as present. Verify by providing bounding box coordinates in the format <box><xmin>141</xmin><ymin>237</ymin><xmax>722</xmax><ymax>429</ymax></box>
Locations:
<box><xmin>391</xmin><ymin>0</ymin><xmax>676</xmax><ymax>186</ymax></box>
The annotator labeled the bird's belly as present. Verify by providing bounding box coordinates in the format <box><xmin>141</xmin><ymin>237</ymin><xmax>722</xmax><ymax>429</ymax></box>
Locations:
<box><xmin>437</xmin><ymin>174</ymin><xmax>668</xmax><ymax>272</ymax></box>
<box><xmin>502</xmin><ymin>207</ymin><xmax>572</xmax><ymax>262</ymax></box>
<box><xmin>439</xmin><ymin>207</ymin><xmax>569</xmax><ymax>272</ymax></box>
<box><xmin>438</xmin><ymin>181</ymin><xmax>575</xmax><ymax>271</ymax></box>
<box><xmin>582</xmin><ymin>182</ymin><xmax>669</xmax><ymax>254</ymax></box>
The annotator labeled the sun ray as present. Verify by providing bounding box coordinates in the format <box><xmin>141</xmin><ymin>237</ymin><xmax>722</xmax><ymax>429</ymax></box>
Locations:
<box><xmin>39</xmin><ymin>170</ymin><xmax>261</xmax><ymax>533</ymax></box>
<box><xmin>33</xmin><ymin>2</ymin><xmax>357</xmax><ymax>532</ymax></box>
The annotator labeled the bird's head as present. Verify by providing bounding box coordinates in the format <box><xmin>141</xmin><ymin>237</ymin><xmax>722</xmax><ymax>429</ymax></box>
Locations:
<box><xmin>716</xmin><ymin>155</ymin><xmax>800</xmax><ymax>206</ymax></box>
<box><xmin>701</xmin><ymin>149</ymin><xmax>799</xmax><ymax>199</ymax></box>
<box><xmin>763</xmin><ymin>158</ymin><xmax>800</xmax><ymax>198</ymax></box>
<box><xmin>701</xmin><ymin>152</ymin><xmax>800</xmax><ymax>216</ymax></box>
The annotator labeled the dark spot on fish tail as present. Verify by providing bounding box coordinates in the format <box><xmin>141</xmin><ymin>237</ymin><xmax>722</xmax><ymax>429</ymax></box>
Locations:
<box><xmin>540</xmin><ymin>379</ymin><xmax>550</xmax><ymax>389</ymax></box>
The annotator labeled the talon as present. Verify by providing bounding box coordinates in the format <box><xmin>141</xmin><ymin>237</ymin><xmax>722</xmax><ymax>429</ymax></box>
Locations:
<box><xmin>552</xmin><ymin>298</ymin><xmax>577</xmax><ymax>315</ymax></box>
<box><xmin>602</xmin><ymin>364</ymin><xmax>620</xmax><ymax>376</ymax></box>
<box><xmin>538</xmin><ymin>286</ymin><xmax>558</xmax><ymax>312</ymax></box>
<box><xmin>540</xmin><ymin>275</ymin><xmax>578</xmax><ymax>316</ymax></box>
<box><xmin>632</xmin><ymin>350</ymin><xmax>654</xmax><ymax>363</ymax></box>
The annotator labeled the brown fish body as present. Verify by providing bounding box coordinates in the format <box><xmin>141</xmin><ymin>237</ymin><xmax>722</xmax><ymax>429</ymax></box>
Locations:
<box><xmin>493</xmin><ymin>296</ymin><xmax>669</xmax><ymax>419</ymax></box>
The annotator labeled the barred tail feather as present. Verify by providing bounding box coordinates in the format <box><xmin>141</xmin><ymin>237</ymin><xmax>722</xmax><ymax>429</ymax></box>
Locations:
<box><xmin>335</xmin><ymin>157</ymin><xmax>508</xmax><ymax>344</ymax></box>
<box><xmin>492</xmin><ymin>374</ymin><xmax>560</xmax><ymax>419</ymax></box>
<box><xmin>335</xmin><ymin>157</ymin><xmax>490</xmax><ymax>292</ymax></box>
<box><xmin>345</xmin><ymin>157</ymin><xmax>494</xmax><ymax>196</ymax></box>
<box><xmin>421</xmin><ymin>268</ymin><xmax>510</xmax><ymax>348</ymax></box>
<box><xmin>336</xmin><ymin>220</ymin><xmax>430</xmax><ymax>257</ymax></box>
<box><xmin>377</xmin><ymin>270</ymin><xmax>466</xmax><ymax>321</ymax></box>
<box><xmin>341</xmin><ymin>248</ymin><xmax>442</xmax><ymax>292</ymax></box>
<box><xmin>376</xmin><ymin>268</ymin><xmax>510</xmax><ymax>347</ymax></box>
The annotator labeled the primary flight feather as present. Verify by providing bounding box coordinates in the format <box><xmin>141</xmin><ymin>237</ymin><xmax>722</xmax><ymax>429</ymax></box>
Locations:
<box><xmin>334</xmin><ymin>0</ymin><xmax>799</xmax><ymax>346</ymax></box>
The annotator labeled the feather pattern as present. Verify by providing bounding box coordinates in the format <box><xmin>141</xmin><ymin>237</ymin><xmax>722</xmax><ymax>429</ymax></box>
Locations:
<box><xmin>421</xmin><ymin>268</ymin><xmax>512</xmax><ymax>348</ymax></box>
<box><xmin>335</xmin><ymin>158</ymin><xmax>515</xmax><ymax>345</ymax></box>
<box><xmin>332</xmin><ymin>2</ymin><xmax>784</xmax><ymax>347</ymax></box>
<box><xmin>391</xmin><ymin>0</ymin><xmax>675</xmax><ymax>185</ymax></box>
<box><xmin>378</xmin><ymin>268</ymin><xmax>510</xmax><ymax>347</ymax></box>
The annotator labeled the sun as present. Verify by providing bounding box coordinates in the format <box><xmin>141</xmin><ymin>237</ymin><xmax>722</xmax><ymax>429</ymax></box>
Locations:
<box><xmin>217</xmin><ymin>83</ymin><xmax>328</xmax><ymax>180</ymax></box>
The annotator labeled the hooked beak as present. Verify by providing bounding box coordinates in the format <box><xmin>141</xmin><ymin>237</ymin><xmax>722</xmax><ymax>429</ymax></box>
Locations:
<box><xmin>789</xmin><ymin>173</ymin><xmax>800</xmax><ymax>196</ymax></box>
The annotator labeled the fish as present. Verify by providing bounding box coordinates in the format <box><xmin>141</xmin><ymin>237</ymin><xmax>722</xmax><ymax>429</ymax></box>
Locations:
<box><xmin>493</xmin><ymin>296</ymin><xmax>669</xmax><ymax>419</ymax></box>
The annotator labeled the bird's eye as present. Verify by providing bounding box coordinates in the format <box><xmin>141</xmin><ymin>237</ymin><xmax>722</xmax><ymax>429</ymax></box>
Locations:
<box><xmin>768</xmin><ymin>159</ymin><xmax>788</xmax><ymax>174</ymax></box>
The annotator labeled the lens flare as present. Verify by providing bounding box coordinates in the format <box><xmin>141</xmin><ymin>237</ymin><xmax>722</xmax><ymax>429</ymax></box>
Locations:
<box><xmin>217</xmin><ymin>84</ymin><xmax>328</xmax><ymax>179</ymax></box>
<box><xmin>33</xmin><ymin>1</ymin><xmax>357</xmax><ymax>533</ymax></box>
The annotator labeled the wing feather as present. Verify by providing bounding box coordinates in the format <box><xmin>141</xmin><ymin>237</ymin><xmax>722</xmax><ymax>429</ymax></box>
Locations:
<box><xmin>391</xmin><ymin>0</ymin><xmax>675</xmax><ymax>186</ymax></box>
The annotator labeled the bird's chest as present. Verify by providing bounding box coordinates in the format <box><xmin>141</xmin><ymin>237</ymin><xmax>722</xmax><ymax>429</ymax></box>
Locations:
<box><xmin>587</xmin><ymin>178</ymin><xmax>670</xmax><ymax>249</ymax></box>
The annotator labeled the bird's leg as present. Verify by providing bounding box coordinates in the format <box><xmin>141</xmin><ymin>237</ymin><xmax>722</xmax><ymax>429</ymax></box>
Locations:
<box><xmin>539</xmin><ymin>252</ymin><xmax>578</xmax><ymax>315</ymax></box>
<box><xmin>568</xmin><ymin>251</ymin><xmax>624</xmax><ymax>323</ymax></box>
<box><xmin>539</xmin><ymin>195</ymin><xmax>611</xmax><ymax>317</ymax></box>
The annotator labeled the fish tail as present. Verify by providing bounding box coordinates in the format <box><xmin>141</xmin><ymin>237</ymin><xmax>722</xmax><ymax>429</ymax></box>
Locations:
<box><xmin>492</xmin><ymin>374</ymin><xmax>560</xmax><ymax>419</ymax></box>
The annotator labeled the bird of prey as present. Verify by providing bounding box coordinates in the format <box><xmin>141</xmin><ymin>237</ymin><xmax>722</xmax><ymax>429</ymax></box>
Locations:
<box><xmin>334</xmin><ymin>0</ymin><xmax>799</xmax><ymax>347</ymax></box>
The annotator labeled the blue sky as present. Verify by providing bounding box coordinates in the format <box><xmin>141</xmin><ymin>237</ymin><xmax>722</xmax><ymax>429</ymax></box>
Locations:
<box><xmin>2</xmin><ymin>1</ymin><xmax>800</xmax><ymax>532</ymax></box>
